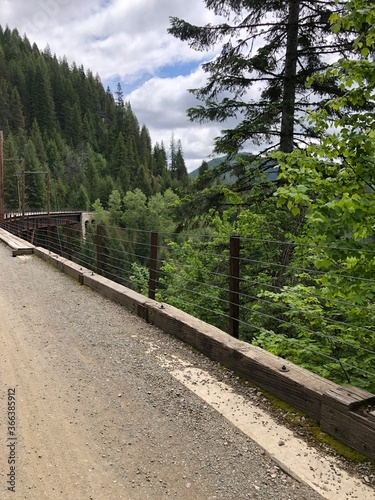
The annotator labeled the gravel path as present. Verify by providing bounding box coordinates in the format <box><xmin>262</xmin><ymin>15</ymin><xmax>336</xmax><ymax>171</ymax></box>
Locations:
<box><xmin>0</xmin><ymin>242</ymin><xmax>369</xmax><ymax>499</ymax></box>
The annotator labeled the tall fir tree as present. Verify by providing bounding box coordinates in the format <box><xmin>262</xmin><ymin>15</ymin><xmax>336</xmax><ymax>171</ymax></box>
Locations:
<box><xmin>168</xmin><ymin>0</ymin><xmax>353</xmax><ymax>159</ymax></box>
<box><xmin>3</xmin><ymin>131</ymin><xmax>20</xmax><ymax>209</ymax></box>
<box><xmin>23</xmin><ymin>139</ymin><xmax>47</xmax><ymax>209</ymax></box>
<box><xmin>28</xmin><ymin>59</ymin><xmax>55</xmax><ymax>133</ymax></box>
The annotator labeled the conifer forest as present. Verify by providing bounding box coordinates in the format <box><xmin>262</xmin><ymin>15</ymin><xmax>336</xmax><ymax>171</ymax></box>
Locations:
<box><xmin>1</xmin><ymin>1</ymin><xmax>375</xmax><ymax>392</ymax></box>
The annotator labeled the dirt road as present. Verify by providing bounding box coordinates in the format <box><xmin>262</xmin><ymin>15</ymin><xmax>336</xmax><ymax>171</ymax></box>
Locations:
<box><xmin>0</xmin><ymin>242</ymin><xmax>367</xmax><ymax>499</ymax></box>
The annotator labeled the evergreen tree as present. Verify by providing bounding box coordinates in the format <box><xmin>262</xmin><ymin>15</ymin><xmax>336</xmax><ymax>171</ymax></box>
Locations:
<box><xmin>198</xmin><ymin>160</ymin><xmax>209</xmax><ymax>177</ymax></box>
<box><xmin>0</xmin><ymin>78</ymin><xmax>11</xmax><ymax>130</ymax></box>
<box><xmin>3</xmin><ymin>131</ymin><xmax>20</xmax><ymax>209</ymax></box>
<box><xmin>97</xmin><ymin>175</ymin><xmax>117</xmax><ymax>207</ymax></box>
<box><xmin>153</xmin><ymin>141</ymin><xmax>169</xmax><ymax>177</ymax></box>
<box><xmin>23</xmin><ymin>139</ymin><xmax>46</xmax><ymax>209</ymax></box>
<box><xmin>139</xmin><ymin>125</ymin><xmax>153</xmax><ymax>173</ymax></box>
<box><xmin>69</xmin><ymin>184</ymin><xmax>90</xmax><ymax>210</ymax></box>
<box><xmin>0</xmin><ymin>26</ymin><xmax>190</xmax><ymax>208</ymax></box>
<box><xmin>174</xmin><ymin>140</ymin><xmax>189</xmax><ymax>186</ymax></box>
<box><xmin>45</xmin><ymin>138</ymin><xmax>64</xmax><ymax>178</ymax></box>
<box><xmin>28</xmin><ymin>59</ymin><xmax>55</xmax><ymax>133</ymax></box>
<box><xmin>9</xmin><ymin>87</ymin><xmax>25</xmax><ymax>132</ymax></box>
<box><xmin>168</xmin><ymin>1</ymin><xmax>353</xmax><ymax>159</ymax></box>
<box><xmin>82</xmin><ymin>144</ymin><xmax>101</xmax><ymax>202</ymax></box>
<box><xmin>114</xmin><ymin>83</ymin><xmax>127</xmax><ymax>140</ymax></box>
<box><xmin>30</xmin><ymin>119</ymin><xmax>47</xmax><ymax>166</ymax></box>
<box><xmin>110</xmin><ymin>132</ymin><xmax>130</xmax><ymax>189</ymax></box>
<box><xmin>108</xmin><ymin>189</ymin><xmax>123</xmax><ymax>225</ymax></box>
<box><xmin>65</xmin><ymin>102</ymin><xmax>82</xmax><ymax>146</ymax></box>
<box><xmin>169</xmin><ymin>133</ymin><xmax>177</xmax><ymax>177</ymax></box>
<box><xmin>123</xmin><ymin>102</ymin><xmax>140</xmax><ymax>184</ymax></box>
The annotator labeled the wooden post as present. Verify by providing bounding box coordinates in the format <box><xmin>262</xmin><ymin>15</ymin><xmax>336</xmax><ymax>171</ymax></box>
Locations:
<box><xmin>97</xmin><ymin>224</ymin><xmax>103</xmax><ymax>275</ymax></box>
<box><xmin>47</xmin><ymin>171</ymin><xmax>51</xmax><ymax>215</ymax></box>
<box><xmin>47</xmin><ymin>172</ymin><xmax>51</xmax><ymax>251</ymax></box>
<box><xmin>0</xmin><ymin>131</ymin><xmax>4</xmax><ymax>227</ymax></box>
<box><xmin>229</xmin><ymin>235</ymin><xmax>240</xmax><ymax>339</ymax></box>
<box><xmin>20</xmin><ymin>159</ymin><xmax>26</xmax><ymax>238</ymax></box>
<box><xmin>65</xmin><ymin>223</ymin><xmax>72</xmax><ymax>260</ymax></box>
<box><xmin>21</xmin><ymin>159</ymin><xmax>25</xmax><ymax>219</ymax></box>
<box><xmin>148</xmin><ymin>231</ymin><xmax>158</xmax><ymax>300</ymax></box>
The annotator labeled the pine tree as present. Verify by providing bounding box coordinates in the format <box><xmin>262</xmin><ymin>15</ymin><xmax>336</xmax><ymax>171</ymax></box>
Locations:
<box><xmin>71</xmin><ymin>184</ymin><xmax>90</xmax><ymax>210</ymax></box>
<box><xmin>153</xmin><ymin>142</ymin><xmax>168</xmax><ymax>177</ymax></box>
<box><xmin>153</xmin><ymin>141</ymin><xmax>172</xmax><ymax>190</ymax></box>
<box><xmin>175</xmin><ymin>140</ymin><xmax>189</xmax><ymax>186</ymax></box>
<box><xmin>139</xmin><ymin>125</ymin><xmax>153</xmax><ymax>173</ymax></box>
<box><xmin>82</xmin><ymin>144</ymin><xmax>101</xmax><ymax>201</ymax></box>
<box><xmin>198</xmin><ymin>161</ymin><xmax>209</xmax><ymax>177</ymax></box>
<box><xmin>110</xmin><ymin>132</ymin><xmax>130</xmax><ymax>189</ymax></box>
<box><xmin>168</xmin><ymin>1</ymin><xmax>352</xmax><ymax>157</ymax></box>
<box><xmin>28</xmin><ymin>59</ymin><xmax>55</xmax><ymax>133</ymax></box>
<box><xmin>30</xmin><ymin>119</ymin><xmax>48</xmax><ymax>166</ymax></box>
<box><xmin>169</xmin><ymin>133</ymin><xmax>177</xmax><ymax>178</ymax></box>
<box><xmin>0</xmin><ymin>78</ymin><xmax>10</xmax><ymax>131</ymax></box>
<box><xmin>3</xmin><ymin>131</ymin><xmax>20</xmax><ymax>209</ymax></box>
<box><xmin>23</xmin><ymin>139</ymin><xmax>47</xmax><ymax>209</ymax></box>
<box><xmin>123</xmin><ymin>102</ymin><xmax>140</xmax><ymax>184</ymax></box>
<box><xmin>9</xmin><ymin>87</ymin><xmax>25</xmax><ymax>132</ymax></box>
<box><xmin>65</xmin><ymin>102</ymin><xmax>82</xmax><ymax>146</ymax></box>
<box><xmin>114</xmin><ymin>82</ymin><xmax>125</xmax><ymax>136</ymax></box>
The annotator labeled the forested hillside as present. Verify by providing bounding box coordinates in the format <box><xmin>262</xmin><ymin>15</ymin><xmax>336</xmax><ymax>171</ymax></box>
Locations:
<box><xmin>0</xmin><ymin>26</ymin><xmax>189</xmax><ymax>211</ymax></box>
<box><xmin>1</xmin><ymin>2</ymin><xmax>375</xmax><ymax>394</ymax></box>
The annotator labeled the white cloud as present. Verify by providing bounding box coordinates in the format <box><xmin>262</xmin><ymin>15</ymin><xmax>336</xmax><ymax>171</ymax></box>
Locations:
<box><xmin>127</xmin><ymin>69</ymin><xmax>223</xmax><ymax>171</ymax></box>
<box><xmin>2</xmin><ymin>0</ymin><xmax>228</xmax><ymax>172</ymax></box>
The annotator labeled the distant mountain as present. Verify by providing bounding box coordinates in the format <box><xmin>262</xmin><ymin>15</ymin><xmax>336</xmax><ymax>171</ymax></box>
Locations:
<box><xmin>189</xmin><ymin>156</ymin><xmax>227</xmax><ymax>181</ymax></box>
<box><xmin>189</xmin><ymin>154</ymin><xmax>278</xmax><ymax>184</ymax></box>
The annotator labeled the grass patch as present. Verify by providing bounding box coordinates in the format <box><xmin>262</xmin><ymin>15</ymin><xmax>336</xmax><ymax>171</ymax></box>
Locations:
<box><xmin>264</xmin><ymin>391</ymin><xmax>372</xmax><ymax>464</ymax></box>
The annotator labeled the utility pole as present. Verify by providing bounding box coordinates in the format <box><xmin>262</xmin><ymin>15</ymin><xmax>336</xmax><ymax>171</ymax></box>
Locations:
<box><xmin>0</xmin><ymin>131</ymin><xmax>4</xmax><ymax>226</ymax></box>
<box><xmin>21</xmin><ymin>159</ymin><xmax>25</xmax><ymax>219</ymax></box>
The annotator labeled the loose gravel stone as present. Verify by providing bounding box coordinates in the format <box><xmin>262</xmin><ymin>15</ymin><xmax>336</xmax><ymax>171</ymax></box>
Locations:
<box><xmin>0</xmin><ymin>243</ymin><xmax>373</xmax><ymax>499</ymax></box>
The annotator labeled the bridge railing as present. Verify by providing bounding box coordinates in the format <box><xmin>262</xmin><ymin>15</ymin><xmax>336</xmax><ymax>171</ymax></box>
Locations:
<box><xmin>5</xmin><ymin>216</ymin><xmax>374</xmax><ymax>396</ymax></box>
<box><xmin>4</xmin><ymin>215</ymin><xmax>375</xmax><ymax>460</ymax></box>
<box><xmin>4</xmin><ymin>209</ymin><xmax>83</xmax><ymax>218</ymax></box>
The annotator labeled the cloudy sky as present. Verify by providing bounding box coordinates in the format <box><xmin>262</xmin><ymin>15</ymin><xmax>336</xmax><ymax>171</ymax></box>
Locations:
<box><xmin>2</xmin><ymin>0</ymin><xmax>229</xmax><ymax>172</ymax></box>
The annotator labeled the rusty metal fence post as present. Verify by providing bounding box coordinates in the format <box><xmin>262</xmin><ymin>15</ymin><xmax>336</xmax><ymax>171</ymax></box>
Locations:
<box><xmin>65</xmin><ymin>222</ymin><xmax>72</xmax><ymax>260</ymax></box>
<box><xmin>0</xmin><ymin>131</ymin><xmax>4</xmax><ymax>228</ymax></box>
<box><xmin>47</xmin><ymin>219</ymin><xmax>51</xmax><ymax>252</ymax></box>
<box><xmin>148</xmin><ymin>231</ymin><xmax>158</xmax><ymax>299</ymax></box>
<box><xmin>97</xmin><ymin>224</ymin><xmax>103</xmax><ymax>275</ymax></box>
<box><xmin>229</xmin><ymin>235</ymin><xmax>240</xmax><ymax>339</ymax></box>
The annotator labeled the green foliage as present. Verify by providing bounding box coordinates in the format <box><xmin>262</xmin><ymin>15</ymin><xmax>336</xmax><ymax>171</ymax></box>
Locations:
<box><xmin>92</xmin><ymin>198</ymin><xmax>110</xmax><ymax>224</ymax></box>
<box><xmin>0</xmin><ymin>26</ymin><xmax>187</xmax><ymax>211</ymax></box>
<box><xmin>157</xmin><ymin>188</ymin><xmax>294</xmax><ymax>333</ymax></box>
<box><xmin>108</xmin><ymin>190</ymin><xmax>122</xmax><ymax>225</ymax></box>
<box><xmin>77</xmin><ymin>188</ymin><xmax>182</xmax><ymax>293</ymax></box>
<box><xmin>23</xmin><ymin>139</ymin><xmax>46</xmax><ymax>209</ymax></box>
<box><xmin>4</xmin><ymin>5</ymin><xmax>374</xmax><ymax>395</ymax></box>
<box><xmin>158</xmin><ymin>238</ymin><xmax>229</xmax><ymax>329</ymax></box>
<box><xmin>3</xmin><ymin>131</ymin><xmax>20</xmax><ymax>208</ymax></box>
<box><xmin>168</xmin><ymin>0</ymin><xmax>355</xmax><ymax>165</ymax></box>
<box><xmin>129</xmin><ymin>262</ymin><xmax>149</xmax><ymax>295</ymax></box>
<box><xmin>252</xmin><ymin>281</ymin><xmax>375</xmax><ymax>390</ymax></box>
<box><xmin>253</xmin><ymin>0</ymin><xmax>375</xmax><ymax>391</ymax></box>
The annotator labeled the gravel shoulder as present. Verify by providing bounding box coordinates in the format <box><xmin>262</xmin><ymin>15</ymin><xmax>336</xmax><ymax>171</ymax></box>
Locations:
<box><xmin>0</xmin><ymin>243</ymin><xmax>372</xmax><ymax>499</ymax></box>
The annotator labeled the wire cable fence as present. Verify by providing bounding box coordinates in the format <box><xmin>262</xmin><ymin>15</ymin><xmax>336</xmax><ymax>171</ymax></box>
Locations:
<box><xmin>4</xmin><ymin>215</ymin><xmax>375</xmax><ymax>393</ymax></box>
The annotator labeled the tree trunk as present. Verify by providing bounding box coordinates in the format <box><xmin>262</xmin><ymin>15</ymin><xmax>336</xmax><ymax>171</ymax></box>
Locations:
<box><xmin>280</xmin><ymin>0</ymin><xmax>300</xmax><ymax>153</ymax></box>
